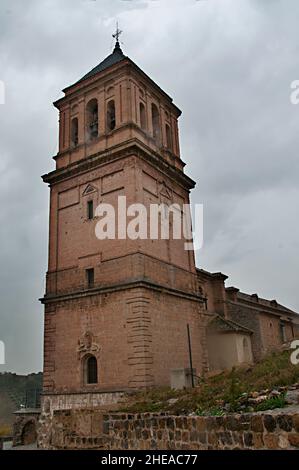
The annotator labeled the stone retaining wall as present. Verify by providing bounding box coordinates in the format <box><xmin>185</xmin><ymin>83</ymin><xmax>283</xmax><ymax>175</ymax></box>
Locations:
<box><xmin>103</xmin><ymin>409</ymin><xmax>299</xmax><ymax>450</ymax></box>
<box><xmin>37</xmin><ymin>392</ymin><xmax>125</xmax><ymax>449</ymax></box>
<box><xmin>13</xmin><ymin>409</ymin><xmax>40</xmax><ymax>447</ymax></box>
<box><xmin>37</xmin><ymin>406</ymin><xmax>299</xmax><ymax>450</ymax></box>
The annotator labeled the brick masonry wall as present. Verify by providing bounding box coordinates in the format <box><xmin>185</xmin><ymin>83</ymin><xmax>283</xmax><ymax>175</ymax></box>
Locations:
<box><xmin>228</xmin><ymin>301</ymin><xmax>297</xmax><ymax>364</ymax></box>
<box><xmin>227</xmin><ymin>302</ymin><xmax>263</xmax><ymax>361</ymax></box>
<box><xmin>259</xmin><ymin>313</ymin><xmax>283</xmax><ymax>352</ymax></box>
<box><xmin>55</xmin><ymin>62</ymin><xmax>182</xmax><ymax>168</ymax></box>
<box><xmin>46</xmin><ymin>155</ymin><xmax>196</xmax><ymax>299</ymax></box>
<box><xmin>43</xmin><ymin>143</ymin><xmax>204</xmax><ymax>394</ymax></box>
<box><xmin>43</xmin><ymin>287</ymin><xmax>205</xmax><ymax>394</ymax></box>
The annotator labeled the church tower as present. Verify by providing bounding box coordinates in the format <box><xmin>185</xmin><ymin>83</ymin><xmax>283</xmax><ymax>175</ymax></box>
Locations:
<box><xmin>41</xmin><ymin>34</ymin><xmax>206</xmax><ymax>398</ymax></box>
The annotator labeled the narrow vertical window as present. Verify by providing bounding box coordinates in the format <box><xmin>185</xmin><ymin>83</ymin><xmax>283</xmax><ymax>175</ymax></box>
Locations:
<box><xmin>151</xmin><ymin>103</ymin><xmax>160</xmax><ymax>143</ymax></box>
<box><xmin>86</xmin><ymin>99</ymin><xmax>98</xmax><ymax>140</ymax></box>
<box><xmin>87</xmin><ymin>200</ymin><xmax>94</xmax><ymax>220</ymax></box>
<box><xmin>280</xmin><ymin>322</ymin><xmax>286</xmax><ymax>343</ymax></box>
<box><xmin>71</xmin><ymin>117</ymin><xmax>79</xmax><ymax>147</ymax></box>
<box><xmin>86</xmin><ymin>268</ymin><xmax>94</xmax><ymax>288</ymax></box>
<box><xmin>86</xmin><ymin>356</ymin><xmax>98</xmax><ymax>384</ymax></box>
<box><xmin>107</xmin><ymin>100</ymin><xmax>116</xmax><ymax>131</ymax></box>
<box><xmin>165</xmin><ymin>123</ymin><xmax>172</xmax><ymax>150</ymax></box>
<box><xmin>140</xmin><ymin>102</ymin><xmax>146</xmax><ymax>130</ymax></box>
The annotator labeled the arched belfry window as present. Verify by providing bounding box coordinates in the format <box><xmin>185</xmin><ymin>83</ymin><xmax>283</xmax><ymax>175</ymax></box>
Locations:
<box><xmin>107</xmin><ymin>100</ymin><xmax>116</xmax><ymax>131</ymax></box>
<box><xmin>165</xmin><ymin>123</ymin><xmax>172</xmax><ymax>150</ymax></box>
<box><xmin>86</xmin><ymin>99</ymin><xmax>98</xmax><ymax>140</ymax></box>
<box><xmin>151</xmin><ymin>103</ymin><xmax>160</xmax><ymax>143</ymax></box>
<box><xmin>84</xmin><ymin>355</ymin><xmax>98</xmax><ymax>385</ymax></box>
<box><xmin>140</xmin><ymin>102</ymin><xmax>146</xmax><ymax>130</ymax></box>
<box><xmin>71</xmin><ymin>117</ymin><xmax>78</xmax><ymax>147</ymax></box>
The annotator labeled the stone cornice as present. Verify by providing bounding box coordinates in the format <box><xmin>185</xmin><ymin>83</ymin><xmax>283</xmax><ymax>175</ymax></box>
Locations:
<box><xmin>196</xmin><ymin>268</ymin><xmax>228</xmax><ymax>282</ymax></box>
<box><xmin>40</xmin><ymin>278</ymin><xmax>205</xmax><ymax>306</ymax></box>
<box><xmin>53</xmin><ymin>122</ymin><xmax>184</xmax><ymax>166</ymax></box>
<box><xmin>42</xmin><ymin>139</ymin><xmax>195</xmax><ymax>191</ymax></box>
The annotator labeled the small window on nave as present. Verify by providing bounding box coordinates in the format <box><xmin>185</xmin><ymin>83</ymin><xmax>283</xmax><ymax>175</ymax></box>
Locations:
<box><xmin>86</xmin><ymin>268</ymin><xmax>94</xmax><ymax>288</ymax></box>
<box><xmin>87</xmin><ymin>200</ymin><xmax>94</xmax><ymax>220</ymax></box>
<box><xmin>84</xmin><ymin>355</ymin><xmax>98</xmax><ymax>384</ymax></box>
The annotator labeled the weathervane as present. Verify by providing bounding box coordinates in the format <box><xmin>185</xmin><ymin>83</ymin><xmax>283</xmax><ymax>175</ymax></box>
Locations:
<box><xmin>112</xmin><ymin>22</ymin><xmax>123</xmax><ymax>45</ymax></box>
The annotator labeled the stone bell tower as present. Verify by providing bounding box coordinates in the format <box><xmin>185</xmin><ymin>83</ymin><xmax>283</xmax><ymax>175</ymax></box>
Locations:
<box><xmin>41</xmin><ymin>34</ymin><xmax>206</xmax><ymax>401</ymax></box>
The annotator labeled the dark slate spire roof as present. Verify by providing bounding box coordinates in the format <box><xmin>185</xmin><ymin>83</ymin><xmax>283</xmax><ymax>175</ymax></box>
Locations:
<box><xmin>59</xmin><ymin>41</ymin><xmax>181</xmax><ymax>116</ymax></box>
<box><xmin>76</xmin><ymin>41</ymin><xmax>126</xmax><ymax>85</ymax></box>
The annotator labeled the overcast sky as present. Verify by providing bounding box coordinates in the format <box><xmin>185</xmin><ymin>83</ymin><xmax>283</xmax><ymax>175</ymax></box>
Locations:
<box><xmin>0</xmin><ymin>0</ymin><xmax>298</xmax><ymax>374</ymax></box>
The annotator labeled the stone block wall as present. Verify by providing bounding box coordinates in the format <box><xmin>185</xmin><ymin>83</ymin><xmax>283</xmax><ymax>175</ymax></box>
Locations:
<box><xmin>37</xmin><ymin>391</ymin><xmax>125</xmax><ymax>449</ymax></box>
<box><xmin>39</xmin><ymin>409</ymin><xmax>107</xmax><ymax>449</ymax></box>
<box><xmin>13</xmin><ymin>410</ymin><xmax>40</xmax><ymax>447</ymax></box>
<box><xmin>103</xmin><ymin>409</ymin><xmax>299</xmax><ymax>450</ymax></box>
<box><xmin>37</xmin><ymin>407</ymin><xmax>299</xmax><ymax>450</ymax></box>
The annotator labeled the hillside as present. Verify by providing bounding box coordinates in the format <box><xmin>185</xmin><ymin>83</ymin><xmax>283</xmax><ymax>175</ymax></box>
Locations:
<box><xmin>120</xmin><ymin>350</ymin><xmax>299</xmax><ymax>416</ymax></box>
<box><xmin>0</xmin><ymin>372</ymin><xmax>42</xmax><ymax>430</ymax></box>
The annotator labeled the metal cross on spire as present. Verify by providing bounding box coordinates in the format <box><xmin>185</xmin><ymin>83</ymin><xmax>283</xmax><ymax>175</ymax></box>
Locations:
<box><xmin>112</xmin><ymin>22</ymin><xmax>122</xmax><ymax>45</ymax></box>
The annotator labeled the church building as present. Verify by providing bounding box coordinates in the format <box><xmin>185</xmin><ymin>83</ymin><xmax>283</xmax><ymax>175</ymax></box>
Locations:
<box><xmin>41</xmin><ymin>36</ymin><xmax>207</xmax><ymax>405</ymax></box>
<box><xmin>40</xmin><ymin>34</ymin><xmax>299</xmax><ymax>415</ymax></box>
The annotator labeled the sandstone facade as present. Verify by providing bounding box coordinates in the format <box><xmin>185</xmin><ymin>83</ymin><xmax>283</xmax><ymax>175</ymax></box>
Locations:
<box><xmin>41</xmin><ymin>41</ymin><xmax>207</xmax><ymax>399</ymax></box>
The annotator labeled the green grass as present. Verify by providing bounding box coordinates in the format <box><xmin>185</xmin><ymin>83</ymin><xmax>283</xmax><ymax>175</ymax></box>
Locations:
<box><xmin>255</xmin><ymin>395</ymin><xmax>286</xmax><ymax>412</ymax></box>
<box><xmin>119</xmin><ymin>350</ymin><xmax>299</xmax><ymax>415</ymax></box>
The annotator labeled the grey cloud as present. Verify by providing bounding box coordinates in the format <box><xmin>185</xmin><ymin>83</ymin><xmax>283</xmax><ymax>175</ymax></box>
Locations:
<box><xmin>0</xmin><ymin>0</ymin><xmax>298</xmax><ymax>373</ymax></box>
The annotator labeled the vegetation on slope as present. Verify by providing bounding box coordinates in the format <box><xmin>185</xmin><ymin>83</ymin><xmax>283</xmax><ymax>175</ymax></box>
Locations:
<box><xmin>120</xmin><ymin>350</ymin><xmax>299</xmax><ymax>416</ymax></box>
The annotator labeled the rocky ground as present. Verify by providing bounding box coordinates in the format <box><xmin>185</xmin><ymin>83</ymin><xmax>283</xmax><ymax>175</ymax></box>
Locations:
<box><xmin>120</xmin><ymin>350</ymin><xmax>299</xmax><ymax>416</ymax></box>
<box><xmin>193</xmin><ymin>383</ymin><xmax>299</xmax><ymax>416</ymax></box>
